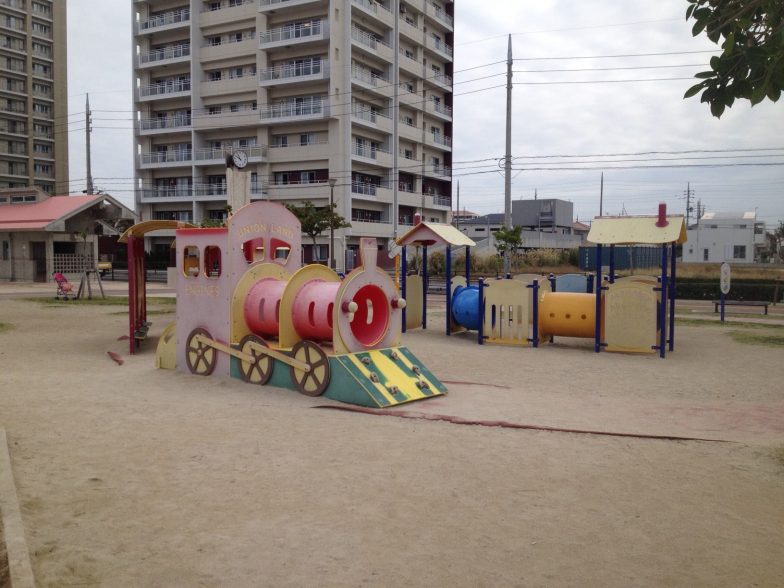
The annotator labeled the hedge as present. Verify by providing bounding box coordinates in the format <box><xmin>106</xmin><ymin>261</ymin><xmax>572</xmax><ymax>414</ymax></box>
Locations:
<box><xmin>675</xmin><ymin>278</ymin><xmax>783</xmax><ymax>302</ymax></box>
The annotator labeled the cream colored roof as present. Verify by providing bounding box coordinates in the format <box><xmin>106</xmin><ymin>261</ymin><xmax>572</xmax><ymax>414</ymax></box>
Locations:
<box><xmin>396</xmin><ymin>222</ymin><xmax>476</xmax><ymax>247</ymax></box>
<box><xmin>118</xmin><ymin>220</ymin><xmax>196</xmax><ymax>243</ymax></box>
<box><xmin>587</xmin><ymin>215</ymin><xmax>687</xmax><ymax>245</ymax></box>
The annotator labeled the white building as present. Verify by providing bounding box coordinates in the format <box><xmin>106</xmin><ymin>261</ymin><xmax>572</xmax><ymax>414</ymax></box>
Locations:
<box><xmin>683</xmin><ymin>211</ymin><xmax>766</xmax><ymax>263</ymax></box>
<box><xmin>132</xmin><ymin>0</ymin><xmax>455</xmax><ymax>270</ymax></box>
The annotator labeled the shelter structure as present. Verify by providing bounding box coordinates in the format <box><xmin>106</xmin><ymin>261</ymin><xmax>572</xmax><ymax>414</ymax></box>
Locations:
<box><xmin>586</xmin><ymin>205</ymin><xmax>687</xmax><ymax>358</ymax></box>
<box><xmin>118</xmin><ymin>220</ymin><xmax>196</xmax><ymax>353</ymax></box>
<box><xmin>0</xmin><ymin>188</ymin><xmax>135</xmax><ymax>282</ymax></box>
<box><xmin>396</xmin><ymin>221</ymin><xmax>476</xmax><ymax>335</ymax></box>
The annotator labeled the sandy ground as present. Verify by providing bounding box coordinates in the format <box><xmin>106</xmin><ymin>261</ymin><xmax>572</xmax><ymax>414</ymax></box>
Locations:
<box><xmin>0</xmin><ymin>286</ymin><xmax>783</xmax><ymax>587</ymax></box>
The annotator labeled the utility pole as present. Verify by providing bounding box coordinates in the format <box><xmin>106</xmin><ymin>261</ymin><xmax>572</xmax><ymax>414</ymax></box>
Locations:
<box><xmin>455</xmin><ymin>181</ymin><xmax>460</xmax><ymax>230</ymax></box>
<box><xmin>599</xmin><ymin>172</ymin><xmax>604</xmax><ymax>216</ymax></box>
<box><xmin>684</xmin><ymin>182</ymin><xmax>694</xmax><ymax>226</ymax></box>
<box><xmin>85</xmin><ymin>93</ymin><xmax>94</xmax><ymax>195</ymax></box>
<box><xmin>503</xmin><ymin>34</ymin><xmax>513</xmax><ymax>276</ymax></box>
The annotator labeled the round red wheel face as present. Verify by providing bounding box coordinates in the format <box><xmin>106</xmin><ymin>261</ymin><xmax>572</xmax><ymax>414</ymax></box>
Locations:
<box><xmin>349</xmin><ymin>284</ymin><xmax>390</xmax><ymax>348</ymax></box>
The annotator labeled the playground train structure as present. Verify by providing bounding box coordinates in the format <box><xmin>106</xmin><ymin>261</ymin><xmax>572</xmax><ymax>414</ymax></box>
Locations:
<box><xmin>153</xmin><ymin>201</ymin><xmax>446</xmax><ymax>408</ymax></box>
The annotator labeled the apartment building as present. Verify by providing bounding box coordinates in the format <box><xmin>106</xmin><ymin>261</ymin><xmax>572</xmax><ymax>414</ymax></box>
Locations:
<box><xmin>132</xmin><ymin>0</ymin><xmax>454</xmax><ymax>269</ymax></box>
<box><xmin>0</xmin><ymin>0</ymin><xmax>67</xmax><ymax>195</ymax></box>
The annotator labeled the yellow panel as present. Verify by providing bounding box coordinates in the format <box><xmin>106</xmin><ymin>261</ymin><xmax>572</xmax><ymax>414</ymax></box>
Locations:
<box><xmin>587</xmin><ymin>215</ymin><xmax>686</xmax><ymax>245</ymax></box>
<box><xmin>604</xmin><ymin>281</ymin><xmax>658</xmax><ymax>353</ymax></box>
<box><xmin>155</xmin><ymin>322</ymin><xmax>177</xmax><ymax>369</ymax></box>
<box><xmin>483</xmin><ymin>279</ymin><xmax>529</xmax><ymax>346</ymax></box>
<box><xmin>231</xmin><ymin>263</ymin><xmax>291</xmax><ymax>345</ymax></box>
<box><xmin>278</xmin><ymin>264</ymin><xmax>340</xmax><ymax>349</ymax></box>
<box><xmin>405</xmin><ymin>275</ymin><xmax>424</xmax><ymax>330</ymax></box>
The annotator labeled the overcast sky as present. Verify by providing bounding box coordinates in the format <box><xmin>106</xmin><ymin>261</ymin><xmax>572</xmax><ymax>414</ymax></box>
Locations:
<box><xmin>67</xmin><ymin>0</ymin><xmax>784</xmax><ymax>228</ymax></box>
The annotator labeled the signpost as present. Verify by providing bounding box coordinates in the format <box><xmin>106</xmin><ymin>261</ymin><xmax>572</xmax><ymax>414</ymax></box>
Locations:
<box><xmin>719</xmin><ymin>262</ymin><xmax>731</xmax><ymax>322</ymax></box>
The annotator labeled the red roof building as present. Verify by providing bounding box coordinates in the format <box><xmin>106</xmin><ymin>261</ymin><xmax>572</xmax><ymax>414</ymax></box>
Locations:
<box><xmin>0</xmin><ymin>188</ymin><xmax>135</xmax><ymax>282</ymax></box>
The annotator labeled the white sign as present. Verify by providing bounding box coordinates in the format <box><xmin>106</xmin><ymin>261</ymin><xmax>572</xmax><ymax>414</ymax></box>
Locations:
<box><xmin>720</xmin><ymin>262</ymin><xmax>731</xmax><ymax>295</ymax></box>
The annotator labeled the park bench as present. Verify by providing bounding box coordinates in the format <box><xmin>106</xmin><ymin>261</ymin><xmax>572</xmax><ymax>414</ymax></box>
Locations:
<box><xmin>712</xmin><ymin>300</ymin><xmax>769</xmax><ymax>315</ymax></box>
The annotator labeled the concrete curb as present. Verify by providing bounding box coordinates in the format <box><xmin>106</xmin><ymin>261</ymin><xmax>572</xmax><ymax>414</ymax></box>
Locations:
<box><xmin>0</xmin><ymin>429</ymin><xmax>35</xmax><ymax>588</ymax></box>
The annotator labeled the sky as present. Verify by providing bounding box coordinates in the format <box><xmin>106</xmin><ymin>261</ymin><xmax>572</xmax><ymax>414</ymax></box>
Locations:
<box><xmin>66</xmin><ymin>0</ymin><xmax>784</xmax><ymax>230</ymax></box>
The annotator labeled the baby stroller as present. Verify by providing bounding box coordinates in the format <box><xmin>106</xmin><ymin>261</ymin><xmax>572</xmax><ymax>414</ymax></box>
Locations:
<box><xmin>53</xmin><ymin>272</ymin><xmax>74</xmax><ymax>300</ymax></box>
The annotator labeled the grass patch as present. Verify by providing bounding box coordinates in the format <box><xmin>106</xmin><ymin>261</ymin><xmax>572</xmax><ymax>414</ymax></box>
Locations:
<box><xmin>21</xmin><ymin>296</ymin><xmax>175</xmax><ymax>306</ymax></box>
<box><xmin>675</xmin><ymin>318</ymin><xmax>784</xmax><ymax>331</ymax></box>
<box><xmin>727</xmin><ymin>331</ymin><xmax>784</xmax><ymax>348</ymax></box>
<box><xmin>0</xmin><ymin>322</ymin><xmax>13</xmax><ymax>333</ymax></box>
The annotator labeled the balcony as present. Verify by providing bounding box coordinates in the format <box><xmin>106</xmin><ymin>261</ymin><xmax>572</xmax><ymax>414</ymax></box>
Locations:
<box><xmin>425</xmin><ymin>99</ymin><xmax>452</xmax><ymax>121</ymax></box>
<box><xmin>194</xmin><ymin>184</ymin><xmax>227</xmax><ymax>198</ymax></box>
<box><xmin>258</xmin><ymin>0</ymin><xmax>323</xmax><ymax>12</ymax></box>
<box><xmin>137</xmin><ymin>7</ymin><xmax>190</xmax><ymax>35</ymax></box>
<box><xmin>399</xmin><ymin>17</ymin><xmax>423</xmax><ymax>44</ymax></box>
<box><xmin>351</xmin><ymin>0</ymin><xmax>394</xmax><ymax>28</ymax></box>
<box><xmin>426</xmin><ymin>35</ymin><xmax>453</xmax><ymax>60</ymax></box>
<box><xmin>399</xmin><ymin>52</ymin><xmax>423</xmax><ymax>77</ymax></box>
<box><xmin>351</xmin><ymin>68</ymin><xmax>393</xmax><ymax>98</ymax></box>
<box><xmin>194</xmin><ymin>145</ymin><xmax>266</xmax><ymax>165</ymax></box>
<box><xmin>260</xmin><ymin>20</ymin><xmax>328</xmax><ymax>50</ymax></box>
<box><xmin>351</xmin><ymin>182</ymin><xmax>393</xmax><ymax>203</ymax></box>
<box><xmin>351</xmin><ymin>107</ymin><xmax>392</xmax><ymax>133</ymax></box>
<box><xmin>351</xmin><ymin>27</ymin><xmax>393</xmax><ymax>62</ymax></box>
<box><xmin>429</xmin><ymin>194</ymin><xmax>452</xmax><ymax>208</ymax></box>
<box><xmin>398</xmin><ymin>85</ymin><xmax>423</xmax><ymax>109</ymax></box>
<box><xmin>201</xmin><ymin>0</ymin><xmax>256</xmax><ymax>27</ymax></box>
<box><xmin>260</xmin><ymin>98</ymin><xmax>329</xmax><ymax>123</ymax></box>
<box><xmin>138</xmin><ymin>79</ymin><xmax>191</xmax><ymax>101</ymax></box>
<box><xmin>398</xmin><ymin>120</ymin><xmax>422</xmax><ymax>142</ymax></box>
<box><xmin>193</xmin><ymin>109</ymin><xmax>258</xmax><ymax>130</ymax></box>
<box><xmin>267</xmin><ymin>140</ymin><xmax>331</xmax><ymax>162</ymax></box>
<box><xmin>424</xmin><ymin>1</ymin><xmax>454</xmax><ymax>31</ymax></box>
<box><xmin>259</xmin><ymin>60</ymin><xmax>329</xmax><ymax>87</ymax></box>
<box><xmin>138</xmin><ymin>44</ymin><xmax>191</xmax><ymax>68</ymax></box>
<box><xmin>138</xmin><ymin>187</ymin><xmax>193</xmax><ymax>201</ymax></box>
<box><xmin>265</xmin><ymin>181</ymin><xmax>331</xmax><ymax>201</ymax></box>
<box><xmin>139</xmin><ymin>115</ymin><xmax>192</xmax><ymax>134</ymax></box>
<box><xmin>352</xmin><ymin>144</ymin><xmax>392</xmax><ymax>168</ymax></box>
<box><xmin>0</xmin><ymin>1</ymin><xmax>26</xmax><ymax>14</ymax></box>
<box><xmin>201</xmin><ymin>37</ymin><xmax>257</xmax><ymax>62</ymax></box>
<box><xmin>424</xmin><ymin>164</ymin><xmax>451</xmax><ymax>180</ymax></box>
<box><xmin>349</xmin><ymin>220</ymin><xmax>393</xmax><ymax>239</ymax></box>
<box><xmin>425</xmin><ymin>132</ymin><xmax>452</xmax><ymax>150</ymax></box>
<box><xmin>200</xmin><ymin>75</ymin><xmax>258</xmax><ymax>98</ymax></box>
<box><xmin>426</xmin><ymin>71</ymin><xmax>452</xmax><ymax>92</ymax></box>
<box><xmin>139</xmin><ymin>149</ymin><xmax>192</xmax><ymax>169</ymax></box>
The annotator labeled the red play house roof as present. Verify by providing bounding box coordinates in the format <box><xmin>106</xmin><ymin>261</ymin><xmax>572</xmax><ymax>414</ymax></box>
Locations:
<box><xmin>0</xmin><ymin>195</ymin><xmax>105</xmax><ymax>231</ymax></box>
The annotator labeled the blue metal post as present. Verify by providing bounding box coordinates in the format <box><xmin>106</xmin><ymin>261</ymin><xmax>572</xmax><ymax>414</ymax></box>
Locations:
<box><xmin>609</xmin><ymin>245</ymin><xmax>616</xmax><ymax>283</ymax></box>
<box><xmin>478</xmin><ymin>278</ymin><xmax>485</xmax><ymax>345</ymax></box>
<box><xmin>549</xmin><ymin>273</ymin><xmax>556</xmax><ymax>292</ymax></box>
<box><xmin>446</xmin><ymin>245</ymin><xmax>452</xmax><ymax>336</ymax></box>
<box><xmin>422</xmin><ymin>245</ymin><xmax>428</xmax><ymax>329</ymax></box>
<box><xmin>659</xmin><ymin>244</ymin><xmax>668</xmax><ymax>358</ymax></box>
<box><xmin>669</xmin><ymin>242</ymin><xmax>676</xmax><ymax>351</ymax></box>
<box><xmin>586</xmin><ymin>273</ymin><xmax>594</xmax><ymax>294</ymax></box>
<box><xmin>720</xmin><ymin>293</ymin><xmax>726</xmax><ymax>322</ymax></box>
<box><xmin>401</xmin><ymin>245</ymin><xmax>407</xmax><ymax>333</ymax></box>
<box><xmin>531</xmin><ymin>279</ymin><xmax>539</xmax><ymax>348</ymax></box>
<box><xmin>594</xmin><ymin>244</ymin><xmax>602</xmax><ymax>353</ymax></box>
<box><xmin>465</xmin><ymin>245</ymin><xmax>470</xmax><ymax>284</ymax></box>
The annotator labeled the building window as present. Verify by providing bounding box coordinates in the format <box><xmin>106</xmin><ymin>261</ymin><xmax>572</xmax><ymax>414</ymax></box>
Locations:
<box><xmin>703</xmin><ymin>249</ymin><xmax>709</xmax><ymax>261</ymax></box>
<box><xmin>733</xmin><ymin>245</ymin><xmax>746</xmax><ymax>259</ymax></box>
<box><xmin>204</xmin><ymin>246</ymin><xmax>222</xmax><ymax>277</ymax></box>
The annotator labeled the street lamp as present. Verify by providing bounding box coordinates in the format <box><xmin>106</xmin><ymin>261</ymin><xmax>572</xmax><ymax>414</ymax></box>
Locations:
<box><xmin>328</xmin><ymin>177</ymin><xmax>337</xmax><ymax>270</ymax></box>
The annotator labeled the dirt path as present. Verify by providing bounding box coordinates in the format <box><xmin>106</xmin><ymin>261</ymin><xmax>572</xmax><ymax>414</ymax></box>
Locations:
<box><xmin>0</xmin><ymin>298</ymin><xmax>782</xmax><ymax>587</ymax></box>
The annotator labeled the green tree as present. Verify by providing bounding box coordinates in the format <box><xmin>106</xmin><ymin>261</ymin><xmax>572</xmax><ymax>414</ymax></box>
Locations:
<box><xmin>286</xmin><ymin>200</ymin><xmax>351</xmax><ymax>255</ymax></box>
<box><xmin>494</xmin><ymin>225</ymin><xmax>524</xmax><ymax>264</ymax></box>
<box><xmin>684</xmin><ymin>0</ymin><xmax>784</xmax><ymax>117</ymax></box>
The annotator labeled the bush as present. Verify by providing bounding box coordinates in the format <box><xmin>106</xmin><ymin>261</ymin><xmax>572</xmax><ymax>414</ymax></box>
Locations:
<box><xmin>675</xmin><ymin>278</ymin><xmax>783</xmax><ymax>301</ymax></box>
<box><xmin>427</xmin><ymin>251</ymin><xmax>446</xmax><ymax>275</ymax></box>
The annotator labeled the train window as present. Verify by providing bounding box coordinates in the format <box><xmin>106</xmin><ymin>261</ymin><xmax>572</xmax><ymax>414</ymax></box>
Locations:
<box><xmin>242</xmin><ymin>238</ymin><xmax>264</xmax><ymax>263</ymax></box>
<box><xmin>270</xmin><ymin>238</ymin><xmax>291</xmax><ymax>264</ymax></box>
<box><xmin>183</xmin><ymin>246</ymin><xmax>200</xmax><ymax>278</ymax></box>
<box><xmin>204</xmin><ymin>246</ymin><xmax>222</xmax><ymax>278</ymax></box>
